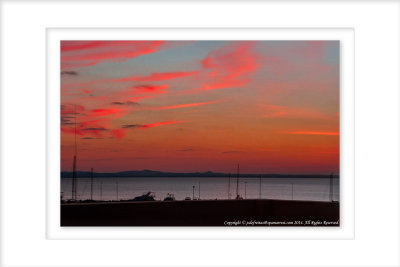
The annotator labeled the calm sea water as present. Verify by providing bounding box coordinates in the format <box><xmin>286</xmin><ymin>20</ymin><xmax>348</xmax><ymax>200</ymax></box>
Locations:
<box><xmin>61</xmin><ymin>177</ymin><xmax>339</xmax><ymax>202</ymax></box>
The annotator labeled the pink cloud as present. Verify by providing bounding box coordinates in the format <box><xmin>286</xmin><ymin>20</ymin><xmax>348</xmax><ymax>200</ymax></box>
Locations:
<box><xmin>88</xmin><ymin>108</ymin><xmax>126</xmax><ymax>118</ymax></box>
<box><xmin>61</xmin><ymin>103</ymin><xmax>86</xmax><ymax>115</ymax></box>
<box><xmin>115</xmin><ymin>71</ymin><xmax>200</xmax><ymax>82</ymax></box>
<box><xmin>155</xmin><ymin>100</ymin><xmax>220</xmax><ymax>110</ymax></box>
<box><xmin>131</xmin><ymin>84</ymin><xmax>169</xmax><ymax>93</ymax></box>
<box><xmin>61</xmin><ymin>41</ymin><xmax>166</xmax><ymax>70</ymax></box>
<box><xmin>111</xmin><ymin>129</ymin><xmax>127</xmax><ymax>139</ymax></box>
<box><xmin>126</xmin><ymin>95</ymin><xmax>159</xmax><ymax>102</ymax></box>
<box><xmin>61</xmin><ymin>126</ymin><xmax>84</xmax><ymax>136</ymax></box>
<box><xmin>113</xmin><ymin>84</ymin><xmax>169</xmax><ymax>104</ymax></box>
<box><xmin>122</xmin><ymin>120</ymin><xmax>186</xmax><ymax>131</ymax></box>
<box><xmin>61</xmin><ymin>103</ymin><xmax>133</xmax><ymax>139</ymax></box>
<box><xmin>263</xmin><ymin>105</ymin><xmax>328</xmax><ymax>119</ymax></box>
<box><xmin>61</xmin><ymin>41</ymin><xmax>118</xmax><ymax>52</ymax></box>
<box><xmin>196</xmin><ymin>42</ymin><xmax>259</xmax><ymax>91</ymax></box>
<box><xmin>141</xmin><ymin>120</ymin><xmax>185</xmax><ymax>129</ymax></box>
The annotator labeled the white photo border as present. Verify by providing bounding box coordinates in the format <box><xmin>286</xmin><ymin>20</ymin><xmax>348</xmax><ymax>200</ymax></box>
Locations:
<box><xmin>1</xmin><ymin>1</ymin><xmax>399</xmax><ymax>267</ymax></box>
<box><xmin>47</xmin><ymin>28</ymin><xmax>354</xmax><ymax>240</ymax></box>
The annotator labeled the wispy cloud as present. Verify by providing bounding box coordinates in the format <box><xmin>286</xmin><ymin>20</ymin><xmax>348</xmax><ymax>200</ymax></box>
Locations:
<box><xmin>142</xmin><ymin>120</ymin><xmax>185</xmax><ymax>129</ymax></box>
<box><xmin>196</xmin><ymin>42</ymin><xmax>259</xmax><ymax>91</ymax></box>
<box><xmin>131</xmin><ymin>84</ymin><xmax>169</xmax><ymax>92</ymax></box>
<box><xmin>109</xmin><ymin>120</ymin><xmax>186</xmax><ymax>140</ymax></box>
<box><xmin>263</xmin><ymin>105</ymin><xmax>328</xmax><ymax>119</ymax></box>
<box><xmin>222</xmin><ymin>150</ymin><xmax>245</xmax><ymax>154</ymax></box>
<box><xmin>178</xmin><ymin>148</ymin><xmax>194</xmax><ymax>152</ymax></box>
<box><xmin>61</xmin><ymin>70</ymin><xmax>78</xmax><ymax>76</ymax></box>
<box><xmin>61</xmin><ymin>104</ymin><xmax>127</xmax><ymax>139</ymax></box>
<box><xmin>111</xmin><ymin>129</ymin><xmax>127</xmax><ymax>139</ymax></box>
<box><xmin>61</xmin><ymin>103</ymin><xmax>86</xmax><ymax>115</ymax></box>
<box><xmin>115</xmin><ymin>71</ymin><xmax>200</xmax><ymax>82</ymax></box>
<box><xmin>88</xmin><ymin>108</ymin><xmax>126</xmax><ymax>118</ymax></box>
<box><xmin>122</xmin><ymin>124</ymin><xmax>143</xmax><ymax>129</ymax></box>
<box><xmin>286</xmin><ymin>131</ymin><xmax>339</xmax><ymax>136</ymax></box>
<box><xmin>122</xmin><ymin>120</ymin><xmax>186</xmax><ymax>130</ymax></box>
<box><xmin>61</xmin><ymin>41</ymin><xmax>166</xmax><ymax>70</ymax></box>
<box><xmin>155</xmin><ymin>100</ymin><xmax>220</xmax><ymax>110</ymax></box>
<box><xmin>61</xmin><ymin>126</ymin><xmax>84</xmax><ymax>136</ymax></box>
<box><xmin>81</xmin><ymin>127</ymin><xmax>108</xmax><ymax>131</ymax></box>
<box><xmin>111</xmin><ymin>101</ymin><xmax>139</xmax><ymax>106</ymax></box>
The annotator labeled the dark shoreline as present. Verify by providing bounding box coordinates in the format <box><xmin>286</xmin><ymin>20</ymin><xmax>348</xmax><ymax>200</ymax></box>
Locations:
<box><xmin>61</xmin><ymin>199</ymin><xmax>340</xmax><ymax>227</ymax></box>
<box><xmin>61</xmin><ymin>170</ymin><xmax>340</xmax><ymax>178</ymax></box>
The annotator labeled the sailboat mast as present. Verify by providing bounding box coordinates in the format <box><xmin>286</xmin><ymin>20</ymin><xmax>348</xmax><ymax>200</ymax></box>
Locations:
<box><xmin>329</xmin><ymin>172</ymin><xmax>334</xmax><ymax>202</ymax></box>
<box><xmin>90</xmin><ymin>168</ymin><xmax>94</xmax><ymax>201</ymax></box>
<box><xmin>116</xmin><ymin>179</ymin><xmax>119</xmax><ymax>201</ymax></box>
<box><xmin>72</xmin><ymin>155</ymin><xmax>77</xmax><ymax>200</ymax></box>
<box><xmin>71</xmin><ymin>104</ymin><xmax>78</xmax><ymax>200</ymax></box>
<box><xmin>228</xmin><ymin>173</ymin><xmax>231</xmax><ymax>199</ymax></box>
<box><xmin>100</xmin><ymin>180</ymin><xmax>102</xmax><ymax>201</ymax></box>
<box><xmin>236</xmin><ymin>164</ymin><xmax>239</xmax><ymax>198</ymax></box>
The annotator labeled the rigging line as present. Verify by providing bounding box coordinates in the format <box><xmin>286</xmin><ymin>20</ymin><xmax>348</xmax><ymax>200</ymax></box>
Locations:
<box><xmin>74</xmin><ymin>104</ymin><xmax>77</xmax><ymax>155</ymax></box>
<box><xmin>80</xmin><ymin>179</ymin><xmax>89</xmax><ymax>197</ymax></box>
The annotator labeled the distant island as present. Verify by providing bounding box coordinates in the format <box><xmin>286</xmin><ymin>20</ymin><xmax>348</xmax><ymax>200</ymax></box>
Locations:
<box><xmin>61</xmin><ymin>170</ymin><xmax>339</xmax><ymax>178</ymax></box>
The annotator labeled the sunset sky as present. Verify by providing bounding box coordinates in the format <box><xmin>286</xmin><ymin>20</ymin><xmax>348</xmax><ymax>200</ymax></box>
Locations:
<box><xmin>61</xmin><ymin>40</ymin><xmax>339</xmax><ymax>174</ymax></box>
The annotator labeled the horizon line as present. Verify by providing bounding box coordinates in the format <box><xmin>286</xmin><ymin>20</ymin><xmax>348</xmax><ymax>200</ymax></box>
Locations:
<box><xmin>60</xmin><ymin>169</ymin><xmax>339</xmax><ymax>175</ymax></box>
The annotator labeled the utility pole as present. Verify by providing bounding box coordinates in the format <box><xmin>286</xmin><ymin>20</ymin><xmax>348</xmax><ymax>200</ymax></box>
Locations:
<box><xmin>100</xmin><ymin>180</ymin><xmax>102</xmax><ymax>201</ymax></box>
<box><xmin>291</xmin><ymin>183</ymin><xmax>294</xmax><ymax>200</ymax></box>
<box><xmin>236</xmin><ymin>164</ymin><xmax>240</xmax><ymax>199</ymax></box>
<box><xmin>330</xmin><ymin>172</ymin><xmax>334</xmax><ymax>202</ymax></box>
<box><xmin>116</xmin><ymin>179</ymin><xmax>119</xmax><ymax>201</ymax></box>
<box><xmin>71</xmin><ymin>104</ymin><xmax>78</xmax><ymax>201</ymax></box>
<box><xmin>72</xmin><ymin>155</ymin><xmax>77</xmax><ymax>200</ymax></box>
<box><xmin>244</xmin><ymin>181</ymin><xmax>247</xmax><ymax>199</ymax></box>
<box><xmin>90</xmin><ymin>168</ymin><xmax>94</xmax><ymax>201</ymax></box>
<box><xmin>228</xmin><ymin>173</ymin><xmax>231</xmax><ymax>199</ymax></box>
<box><xmin>192</xmin><ymin>185</ymin><xmax>195</xmax><ymax>200</ymax></box>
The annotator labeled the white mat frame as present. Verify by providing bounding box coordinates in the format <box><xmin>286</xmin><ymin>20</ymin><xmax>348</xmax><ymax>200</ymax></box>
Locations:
<box><xmin>1</xmin><ymin>1</ymin><xmax>399</xmax><ymax>267</ymax></box>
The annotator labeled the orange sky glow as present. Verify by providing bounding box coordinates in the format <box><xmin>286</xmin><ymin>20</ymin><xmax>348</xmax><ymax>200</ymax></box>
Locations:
<box><xmin>61</xmin><ymin>40</ymin><xmax>339</xmax><ymax>174</ymax></box>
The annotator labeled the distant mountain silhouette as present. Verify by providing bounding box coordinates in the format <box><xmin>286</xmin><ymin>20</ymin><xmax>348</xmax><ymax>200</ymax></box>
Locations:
<box><xmin>60</xmin><ymin>169</ymin><xmax>339</xmax><ymax>178</ymax></box>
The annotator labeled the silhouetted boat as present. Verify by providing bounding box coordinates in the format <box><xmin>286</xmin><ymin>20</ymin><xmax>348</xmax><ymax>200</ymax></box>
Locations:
<box><xmin>65</xmin><ymin>199</ymin><xmax>79</xmax><ymax>203</ymax></box>
<box><xmin>81</xmin><ymin>199</ymin><xmax>96</xmax><ymax>203</ymax></box>
<box><xmin>163</xmin><ymin>193</ymin><xmax>175</xmax><ymax>201</ymax></box>
<box><xmin>128</xmin><ymin>192</ymin><xmax>155</xmax><ymax>201</ymax></box>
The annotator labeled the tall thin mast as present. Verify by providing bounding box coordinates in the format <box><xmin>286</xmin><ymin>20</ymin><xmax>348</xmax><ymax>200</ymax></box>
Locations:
<box><xmin>90</xmin><ymin>168</ymin><xmax>94</xmax><ymax>201</ymax></box>
<box><xmin>228</xmin><ymin>173</ymin><xmax>231</xmax><ymax>199</ymax></box>
<box><xmin>329</xmin><ymin>172</ymin><xmax>334</xmax><ymax>202</ymax></box>
<box><xmin>74</xmin><ymin>104</ymin><xmax>77</xmax><ymax>155</ymax></box>
<box><xmin>116</xmin><ymin>179</ymin><xmax>119</xmax><ymax>201</ymax></box>
<box><xmin>198</xmin><ymin>181</ymin><xmax>200</xmax><ymax>200</ymax></box>
<box><xmin>71</xmin><ymin>104</ymin><xmax>78</xmax><ymax>200</ymax></box>
<box><xmin>100</xmin><ymin>180</ymin><xmax>102</xmax><ymax>201</ymax></box>
<box><xmin>72</xmin><ymin>156</ymin><xmax>77</xmax><ymax>200</ymax></box>
<box><xmin>236</xmin><ymin>163</ymin><xmax>240</xmax><ymax>198</ymax></box>
<box><xmin>244</xmin><ymin>181</ymin><xmax>247</xmax><ymax>199</ymax></box>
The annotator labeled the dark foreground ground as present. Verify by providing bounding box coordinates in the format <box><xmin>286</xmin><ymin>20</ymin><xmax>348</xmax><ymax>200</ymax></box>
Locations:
<box><xmin>61</xmin><ymin>199</ymin><xmax>339</xmax><ymax>226</ymax></box>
